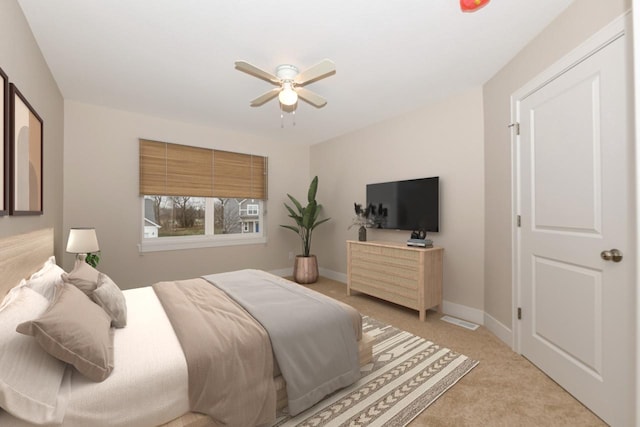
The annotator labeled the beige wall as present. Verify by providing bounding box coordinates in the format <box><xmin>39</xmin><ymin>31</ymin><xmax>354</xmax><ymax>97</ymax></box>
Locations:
<box><xmin>0</xmin><ymin>1</ymin><xmax>64</xmax><ymax>256</ymax></box>
<box><xmin>483</xmin><ymin>0</ymin><xmax>631</xmax><ymax>328</ymax></box>
<box><xmin>63</xmin><ymin>101</ymin><xmax>309</xmax><ymax>288</ymax></box>
<box><xmin>311</xmin><ymin>87</ymin><xmax>485</xmax><ymax>312</ymax></box>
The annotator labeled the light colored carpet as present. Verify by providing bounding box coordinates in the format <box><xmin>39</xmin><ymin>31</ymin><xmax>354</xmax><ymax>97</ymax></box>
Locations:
<box><xmin>274</xmin><ymin>316</ymin><xmax>478</xmax><ymax>426</ymax></box>
<box><xmin>304</xmin><ymin>277</ymin><xmax>606</xmax><ymax>427</ymax></box>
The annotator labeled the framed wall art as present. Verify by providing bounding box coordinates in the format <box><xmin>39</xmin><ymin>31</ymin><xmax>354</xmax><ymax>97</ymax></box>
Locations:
<box><xmin>0</xmin><ymin>67</ymin><xmax>7</xmax><ymax>216</ymax></box>
<box><xmin>10</xmin><ymin>83</ymin><xmax>43</xmax><ymax>215</ymax></box>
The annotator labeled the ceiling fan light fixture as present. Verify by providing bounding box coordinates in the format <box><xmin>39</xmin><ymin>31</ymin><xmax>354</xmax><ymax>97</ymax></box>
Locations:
<box><xmin>236</xmin><ymin>60</ymin><xmax>334</xmax><ymax>109</ymax></box>
<box><xmin>278</xmin><ymin>82</ymin><xmax>298</xmax><ymax>106</ymax></box>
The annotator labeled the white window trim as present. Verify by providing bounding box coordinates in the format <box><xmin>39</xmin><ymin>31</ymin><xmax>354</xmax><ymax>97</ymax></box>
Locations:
<box><xmin>139</xmin><ymin>233</ymin><xmax>267</xmax><ymax>253</ymax></box>
<box><xmin>138</xmin><ymin>198</ymin><xmax>267</xmax><ymax>253</ymax></box>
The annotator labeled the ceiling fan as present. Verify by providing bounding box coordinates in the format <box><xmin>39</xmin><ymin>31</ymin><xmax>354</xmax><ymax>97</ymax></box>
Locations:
<box><xmin>235</xmin><ymin>59</ymin><xmax>336</xmax><ymax>109</ymax></box>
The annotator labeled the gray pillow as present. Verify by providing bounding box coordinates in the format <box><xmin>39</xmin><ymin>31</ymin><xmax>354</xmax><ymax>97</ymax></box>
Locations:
<box><xmin>92</xmin><ymin>273</ymin><xmax>127</xmax><ymax>328</ymax></box>
<box><xmin>17</xmin><ymin>283</ymin><xmax>114</xmax><ymax>382</ymax></box>
<box><xmin>60</xmin><ymin>261</ymin><xmax>100</xmax><ymax>294</ymax></box>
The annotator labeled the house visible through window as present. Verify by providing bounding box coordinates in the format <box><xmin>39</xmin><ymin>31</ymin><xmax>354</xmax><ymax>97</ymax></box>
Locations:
<box><xmin>143</xmin><ymin>196</ymin><xmax>263</xmax><ymax>237</ymax></box>
<box><xmin>246</xmin><ymin>204</ymin><xmax>259</xmax><ymax>216</ymax></box>
<box><xmin>139</xmin><ymin>139</ymin><xmax>267</xmax><ymax>252</ymax></box>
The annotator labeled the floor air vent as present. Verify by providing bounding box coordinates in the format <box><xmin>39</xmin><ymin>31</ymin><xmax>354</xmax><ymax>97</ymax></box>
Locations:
<box><xmin>440</xmin><ymin>315</ymin><xmax>479</xmax><ymax>331</ymax></box>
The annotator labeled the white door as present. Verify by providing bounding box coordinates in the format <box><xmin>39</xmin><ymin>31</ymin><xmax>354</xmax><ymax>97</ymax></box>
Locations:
<box><xmin>514</xmin><ymin>19</ymin><xmax>634</xmax><ymax>426</ymax></box>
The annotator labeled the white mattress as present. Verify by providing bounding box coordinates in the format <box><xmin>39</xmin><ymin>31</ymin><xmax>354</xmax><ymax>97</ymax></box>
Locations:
<box><xmin>0</xmin><ymin>287</ymin><xmax>190</xmax><ymax>427</ymax></box>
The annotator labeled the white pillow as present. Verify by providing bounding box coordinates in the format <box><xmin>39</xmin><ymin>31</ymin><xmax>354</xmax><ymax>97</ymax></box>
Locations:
<box><xmin>0</xmin><ymin>279</ymin><xmax>27</xmax><ymax>311</ymax></box>
<box><xmin>0</xmin><ymin>286</ymin><xmax>70</xmax><ymax>424</ymax></box>
<box><xmin>25</xmin><ymin>256</ymin><xmax>66</xmax><ymax>301</ymax></box>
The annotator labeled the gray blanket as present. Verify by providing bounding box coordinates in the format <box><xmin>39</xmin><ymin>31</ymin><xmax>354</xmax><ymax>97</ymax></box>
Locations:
<box><xmin>203</xmin><ymin>269</ymin><xmax>360</xmax><ymax>416</ymax></box>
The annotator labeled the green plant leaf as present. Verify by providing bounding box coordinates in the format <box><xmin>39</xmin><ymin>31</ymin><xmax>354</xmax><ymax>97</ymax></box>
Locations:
<box><xmin>311</xmin><ymin>217</ymin><xmax>331</xmax><ymax>230</ymax></box>
<box><xmin>308</xmin><ymin>176</ymin><xmax>318</xmax><ymax>203</ymax></box>
<box><xmin>85</xmin><ymin>252</ymin><xmax>100</xmax><ymax>268</ymax></box>
<box><xmin>283</xmin><ymin>203</ymin><xmax>300</xmax><ymax>220</ymax></box>
<box><xmin>287</xmin><ymin>194</ymin><xmax>303</xmax><ymax>214</ymax></box>
<box><xmin>310</xmin><ymin>203</ymin><xmax>321</xmax><ymax>223</ymax></box>
<box><xmin>280</xmin><ymin>225</ymin><xmax>300</xmax><ymax>234</ymax></box>
<box><xmin>303</xmin><ymin>201</ymin><xmax>318</xmax><ymax>228</ymax></box>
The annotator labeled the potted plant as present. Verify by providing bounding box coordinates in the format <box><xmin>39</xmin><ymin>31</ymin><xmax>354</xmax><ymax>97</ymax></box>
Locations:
<box><xmin>281</xmin><ymin>176</ymin><xmax>330</xmax><ymax>284</ymax></box>
<box><xmin>85</xmin><ymin>252</ymin><xmax>101</xmax><ymax>268</ymax></box>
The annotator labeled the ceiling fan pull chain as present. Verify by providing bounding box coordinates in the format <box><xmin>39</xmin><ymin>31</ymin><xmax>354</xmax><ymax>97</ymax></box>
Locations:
<box><xmin>280</xmin><ymin>104</ymin><xmax>284</xmax><ymax>128</ymax></box>
<box><xmin>292</xmin><ymin>110</ymin><xmax>296</xmax><ymax>127</ymax></box>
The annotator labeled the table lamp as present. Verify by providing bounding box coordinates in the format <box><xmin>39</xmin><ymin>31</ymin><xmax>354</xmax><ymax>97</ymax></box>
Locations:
<box><xmin>66</xmin><ymin>228</ymin><xmax>100</xmax><ymax>267</ymax></box>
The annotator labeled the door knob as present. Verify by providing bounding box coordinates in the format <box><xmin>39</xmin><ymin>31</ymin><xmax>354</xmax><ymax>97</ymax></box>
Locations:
<box><xmin>601</xmin><ymin>249</ymin><xmax>623</xmax><ymax>262</ymax></box>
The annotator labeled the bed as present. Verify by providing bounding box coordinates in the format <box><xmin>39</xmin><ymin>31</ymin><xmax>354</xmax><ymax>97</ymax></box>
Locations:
<box><xmin>0</xmin><ymin>229</ymin><xmax>374</xmax><ymax>427</ymax></box>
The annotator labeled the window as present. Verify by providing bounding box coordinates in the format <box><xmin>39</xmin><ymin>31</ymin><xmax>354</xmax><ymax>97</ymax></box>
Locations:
<box><xmin>245</xmin><ymin>204</ymin><xmax>259</xmax><ymax>216</ymax></box>
<box><xmin>139</xmin><ymin>140</ymin><xmax>267</xmax><ymax>252</ymax></box>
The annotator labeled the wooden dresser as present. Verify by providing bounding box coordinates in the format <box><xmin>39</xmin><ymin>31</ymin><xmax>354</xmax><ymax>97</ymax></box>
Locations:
<box><xmin>347</xmin><ymin>240</ymin><xmax>443</xmax><ymax>321</ymax></box>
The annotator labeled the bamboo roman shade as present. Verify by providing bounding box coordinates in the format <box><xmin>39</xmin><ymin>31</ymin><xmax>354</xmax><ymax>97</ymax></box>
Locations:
<box><xmin>139</xmin><ymin>139</ymin><xmax>268</xmax><ymax>199</ymax></box>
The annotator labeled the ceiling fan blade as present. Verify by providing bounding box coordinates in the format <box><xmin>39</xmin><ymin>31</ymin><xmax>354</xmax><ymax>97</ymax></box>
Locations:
<box><xmin>235</xmin><ymin>60</ymin><xmax>281</xmax><ymax>85</ymax></box>
<box><xmin>250</xmin><ymin>88</ymin><xmax>280</xmax><ymax>107</ymax></box>
<box><xmin>296</xmin><ymin>87</ymin><xmax>327</xmax><ymax>108</ymax></box>
<box><xmin>294</xmin><ymin>59</ymin><xmax>336</xmax><ymax>86</ymax></box>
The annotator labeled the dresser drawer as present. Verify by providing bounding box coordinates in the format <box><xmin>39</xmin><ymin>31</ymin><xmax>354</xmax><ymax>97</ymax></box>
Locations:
<box><xmin>349</xmin><ymin>277</ymin><xmax>419</xmax><ymax>310</ymax></box>
<box><xmin>351</xmin><ymin>243</ymin><xmax>420</xmax><ymax>263</ymax></box>
<box><xmin>350</xmin><ymin>258</ymin><xmax>419</xmax><ymax>291</ymax></box>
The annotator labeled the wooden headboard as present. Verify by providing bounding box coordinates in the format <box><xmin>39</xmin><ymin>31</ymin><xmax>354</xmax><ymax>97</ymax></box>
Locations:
<box><xmin>0</xmin><ymin>228</ymin><xmax>54</xmax><ymax>298</ymax></box>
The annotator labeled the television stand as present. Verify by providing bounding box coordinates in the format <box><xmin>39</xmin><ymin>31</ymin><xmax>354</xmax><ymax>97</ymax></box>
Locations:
<box><xmin>346</xmin><ymin>240</ymin><xmax>443</xmax><ymax>321</ymax></box>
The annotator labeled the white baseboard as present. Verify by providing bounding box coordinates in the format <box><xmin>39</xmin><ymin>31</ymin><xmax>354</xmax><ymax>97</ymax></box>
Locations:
<box><xmin>319</xmin><ymin>268</ymin><xmax>347</xmax><ymax>283</ymax></box>
<box><xmin>440</xmin><ymin>300</ymin><xmax>484</xmax><ymax>325</ymax></box>
<box><xmin>483</xmin><ymin>312</ymin><xmax>513</xmax><ymax>347</ymax></box>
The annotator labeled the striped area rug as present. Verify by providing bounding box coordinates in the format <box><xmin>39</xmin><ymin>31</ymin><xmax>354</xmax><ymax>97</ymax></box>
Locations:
<box><xmin>273</xmin><ymin>316</ymin><xmax>478</xmax><ymax>427</ymax></box>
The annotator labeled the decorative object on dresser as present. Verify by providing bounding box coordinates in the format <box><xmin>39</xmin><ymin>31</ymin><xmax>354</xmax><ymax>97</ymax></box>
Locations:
<box><xmin>66</xmin><ymin>227</ymin><xmax>100</xmax><ymax>267</ymax></box>
<box><xmin>408</xmin><ymin>229</ymin><xmax>433</xmax><ymax>247</ymax></box>
<box><xmin>347</xmin><ymin>240</ymin><xmax>443</xmax><ymax>321</ymax></box>
<box><xmin>348</xmin><ymin>203</ymin><xmax>373</xmax><ymax>241</ymax></box>
<box><xmin>280</xmin><ymin>176</ymin><xmax>330</xmax><ymax>284</ymax></box>
<box><xmin>407</xmin><ymin>238</ymin><xmax>433</xmax><ymax>248</ymax></box>
<box><xmin>9</xmin><ymin>83</ymin><xmax>43</xmax><ymax>215</ymax></box>
<box><xmin>0</xmin><ymin>66</ymin><xmax>8</xmax><ymax>216</ymax></box>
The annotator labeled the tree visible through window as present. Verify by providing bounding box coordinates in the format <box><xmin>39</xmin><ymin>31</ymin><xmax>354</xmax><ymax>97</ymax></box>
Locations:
<box><xmin>143</xmin><ymin>196</ymin><xmax>262</xmax><ymax>238</ymax></box>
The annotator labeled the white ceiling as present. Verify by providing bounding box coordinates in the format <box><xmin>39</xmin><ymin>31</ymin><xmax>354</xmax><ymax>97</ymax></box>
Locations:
<box><xmin>18</xmin><ymin>0</ymin><xmax>574</xmax><ymax>145</ymax></box>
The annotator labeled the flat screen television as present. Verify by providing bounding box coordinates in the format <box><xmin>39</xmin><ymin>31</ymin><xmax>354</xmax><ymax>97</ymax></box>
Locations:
<box><xmin>366</xmin><ymin>176</ymin><xmax>439</xmax><ymax>232</ymax></box>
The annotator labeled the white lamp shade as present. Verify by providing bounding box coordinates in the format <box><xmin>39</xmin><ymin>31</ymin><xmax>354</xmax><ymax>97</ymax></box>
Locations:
<box><xmin>66</xmin><ymin>228</ymin><xmax>100</xmax><ymax>254</ymax></box>
<box><xmin>278</xmin><ymin>83</ymin><xmax>298</xmax><ymax>106</ymax></box>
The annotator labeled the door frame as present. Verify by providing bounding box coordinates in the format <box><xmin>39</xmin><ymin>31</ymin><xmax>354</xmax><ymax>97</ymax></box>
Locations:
<box><xmin>509</xmin><ymin>10</ymin><xmax>640</xmax><ymax>418</ymax></box>
<box><xmin>632</xmin><ymin>3</ymin><xmax>640</xmax><ymax>424</ymax></box>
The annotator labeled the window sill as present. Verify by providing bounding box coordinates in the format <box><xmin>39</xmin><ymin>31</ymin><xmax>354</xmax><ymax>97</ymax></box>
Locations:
<box><xmin>138</xmin><ymin>234</ymin><xmax>267</xmax><ymax>253</ymax></box>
